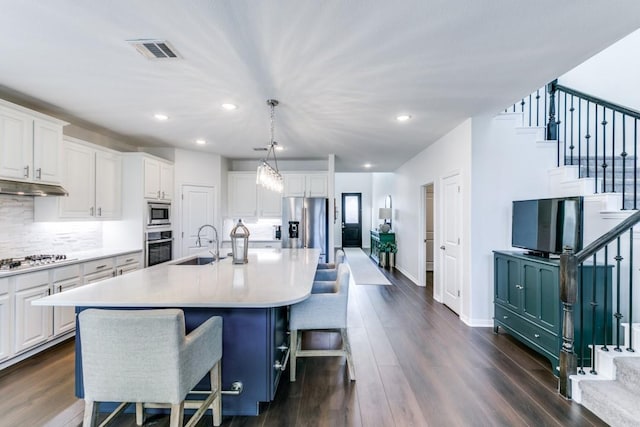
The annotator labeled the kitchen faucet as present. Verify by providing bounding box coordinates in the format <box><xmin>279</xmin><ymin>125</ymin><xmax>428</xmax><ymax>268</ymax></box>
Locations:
<box><xmin>196</xmin><ymin>224</ymin><xmax>220</xmax><ymax>261</ymax></box>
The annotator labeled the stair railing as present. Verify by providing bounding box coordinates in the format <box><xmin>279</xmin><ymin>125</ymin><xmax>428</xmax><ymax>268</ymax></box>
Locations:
<box><xmin>559</xmin><ymin>210</ymin><xmax>640</xmax><ymax>398</ymax></box>
<box><xmin>508</xmin><ymin>81</ymin><xmax>640</xmax><ymax>210</ymax></box>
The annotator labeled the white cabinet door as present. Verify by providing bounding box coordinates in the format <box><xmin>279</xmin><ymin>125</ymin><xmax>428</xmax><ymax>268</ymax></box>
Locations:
<box><xmin>0</xmin><ymin>279</ymin><xmax>12</xmax><ymax>362</ymax></box>
<box><xmin>160</xmin><ymin>163</ymin><xmax>174</xmax><ymax>200</ymax></box>
<box><xmin>117</xmin><ymin>263</ymin><xmax>140</xmax><ymax>275</ymax></box>
<box><xmin>228</xmin><ymin>173</ymin><xmax>258</xmax><ymax>218</ymax></box>
<box><xmin>14</xmin><ymin>271</ymin><xmax>52</xmax><ymax>354</ymax></box>
<box><xmin>258</xmin><ymin>187</ymin><xmax>283</xmax><ymax>217</ymax></box>
<box><xmin>84</xmin><ymin>270</ymin><xmax>116</xmax><ymax>284</ymax></box>
<box><xmin>59</xmin><ymin>140</ymin><xmax>95</xmax><ymax>218</ymax></box>
<box><xmin>144</xmin><ymin>158</ymin><xmax>161</xmax><ymax>199</ymax></box>
<box><xmin>33</xmin><ymin>118</ymin><xmax>63</xmax><ymax>184</ymax></box>
<box><xmin>0</xmin><ymin>106</ymin><xmax>32</xmax><ymax>180</ymax></box>
<box><xmin>95</xmin><ymin>149</ymin><xmax>122</xmax><ymax>218</ymax></box>
<box><xmin>283</xmin><ymin>174</ymin><xmax>306</xmax><ymax>197</ymax></box>
<box><xmin>52</xmin><ymin>277</ymin><xmax>80</xmax><ymax>337</ymax></box>
<box><xmin>306</xmin><ymin>174</ymin><xmax>328</xmax><ymax>197</ymax></box>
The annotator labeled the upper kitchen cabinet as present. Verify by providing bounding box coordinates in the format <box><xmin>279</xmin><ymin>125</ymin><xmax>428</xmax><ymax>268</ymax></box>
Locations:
<box><xmin>34</xmin><ymin>137</ymin><xmax>122</xmax><ymax>220</ymax></box>
<box><xmin>283</xmin><ymin>173</ymin><xmax>328</xmax><ymax>197</ymax></box>
<box><xmin>144</xmin><ymin>158</ymin><xmax>173</xmax><ymax>201</ymax></box>
<box><xmin>0</xmin><ymin>99</ymin><xmax>66</xmax><ymax>184</ymax></box>
<box><xmin>228</xmin><ymin>171</ymin><xmax>283</xmax><ymax>219</ymax></box>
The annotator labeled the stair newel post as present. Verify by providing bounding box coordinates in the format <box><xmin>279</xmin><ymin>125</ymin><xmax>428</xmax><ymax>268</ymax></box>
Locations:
<box><xmin>547</xmin><ymin>80</ymin><xmax>559</xmax><ymax>155</ymax></box>
<box><xmin>559</xmin><ymin>247</ymin><xmax>578</xmax><ymax>399</ymax></box>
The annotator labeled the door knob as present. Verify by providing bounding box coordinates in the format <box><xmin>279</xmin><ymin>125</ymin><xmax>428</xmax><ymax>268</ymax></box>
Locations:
<box><xmin>440</xmin><ymin>245</ymin><xmax>445</xmax><ymax>250</ymax></box>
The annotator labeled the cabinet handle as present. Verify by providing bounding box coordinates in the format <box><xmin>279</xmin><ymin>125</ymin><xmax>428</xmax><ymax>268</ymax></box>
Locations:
<box><xmin>112</xmin><ymin>270</ymin><xmax>116</xmax><ymax>277</ymax></box>
<box><xmin>515</xmin><ymin>284</ymin><xmax>524</xmax><ymax>290</ymax></box>
<box><xmin>440</xmin><ymin>245</ymin><xmax>446</xmax><ymax>250</ymax></box>
<box><xmin>125</xmin><ymin>258</ymin><xmax>134</xmax><ymax>263</ymax></box>
<box><xmin>97</xmin><ymin>207</ymin><xmax>102</xmax><ymax>216</ymax></box>
<box><xmin>90</xmin><ymin>207</ymin><xmax>95</xmax><ymax>216</ymax></box>
<box><xmin>58</xmin><ymin>285</ymin><xmax>62</xmax><ymax>293</ymax></box>
<box><xmin>46</xmin><ymin>288</ymin><xmax>51</xmax><ymax>296</ymax></box>
<box><xmin>95</xmin><ymin>264</ymin><xmax>107</xmax><ymax>269</ymax></box>
<box><xmin>24</xmin><ymin>165</ymin><xmax>30</xmax><ymax>178</ymax></box>
<box><xmin>36</xmin><ymin>168</ymin><xmax>42</xmax><ymax>179</ymax></box>
<box><xmin>157</xmin><ymin>190</ymin><xmax>161</xmax><ymax>198</ymax></box>
<box><xmin>162</xmin><ymin>191</ymin><xmax>165</xmax><ymax>199</ymax></box>
<box><xmin>534</xmin><ymin>333</ymin><xmax>540</xmax><ymax>339</ymax></box>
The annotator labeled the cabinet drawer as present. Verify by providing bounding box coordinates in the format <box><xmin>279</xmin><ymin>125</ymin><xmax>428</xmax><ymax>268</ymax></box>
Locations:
<box><xmin>83</xmin><ymin>258</ymin><xmax>114</xmax><ymax>275</ymax></box>
<box><xmin>116</xmin><ymin>253</ymin><xmax>141</xmax><ymax>267</ymax></box>
<box><xmin>52</xmin><ymin>264</ymin><xmax>81</xmax><ymax>283</ymax></box>
<box><xmin>15</xmin><ymin>271</ymin><xmax>50</xmax><ymax>292</ymax></box>
<box><xmin>0</xmin><ymin>278</ymin><xmax>8</xmax><ymax>295</ymax></box>
<box><xmin>495</xmin><ymin>305</ymin><xmax>558</xmax><ymax>354</ymax></box>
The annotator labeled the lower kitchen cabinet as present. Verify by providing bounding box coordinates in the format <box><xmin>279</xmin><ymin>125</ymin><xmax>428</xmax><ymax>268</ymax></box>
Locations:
<box><xmin>493</xmin><ymin>251</ymin><xmax>612</xmax><ymax>371</ymax></box>
<box><xmin>0</xmin><ymin>278</ymin><xmax>12</xmax><ymax>362</ymax></box>
<box><xmin>115</xmin><ymin>252</ymin><xmax>142</xmax><ymax>275</ymax></box>
<box><xmin>14</xmin><ymin>271</ymin><xmax>52</xmax><ymax>353</ymax></box>
<box><xmin>52</xmin><ymin>265</ymin><xmax>82</xmax><ymax>336</ymax></box>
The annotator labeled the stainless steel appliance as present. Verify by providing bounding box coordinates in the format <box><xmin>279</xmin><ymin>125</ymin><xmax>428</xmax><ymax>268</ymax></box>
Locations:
<box><xmin>281</xmin><ymin>197</ymin><xmax>328</xmax><ymax>262</ymax></box>
<box><xmin>145</xmin><ymin>230</ymin><xmax>173</xmax><ymax>267</ymax></box>
<box><xmin>0</xmin><ymin>254</ymin><xmax>70</xmax><ymax>272</ymax></box>
<box><xmin>147</xmin><ymin>202</ymin><xmax>171</xmax><ymax>227</ymax></box>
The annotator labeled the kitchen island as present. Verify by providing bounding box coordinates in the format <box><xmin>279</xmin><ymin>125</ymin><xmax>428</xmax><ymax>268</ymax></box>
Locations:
<box><xmin>34</xmin><ymin>248</ymin><xmax>321</xmax><ymax>416</ymax></box>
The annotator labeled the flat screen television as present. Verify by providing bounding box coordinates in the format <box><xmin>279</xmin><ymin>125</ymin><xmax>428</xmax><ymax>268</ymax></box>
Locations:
<box><xmin>511</xmin><ymin>196</ymin><xmax>583</xmax><ymax>257</ymax></box>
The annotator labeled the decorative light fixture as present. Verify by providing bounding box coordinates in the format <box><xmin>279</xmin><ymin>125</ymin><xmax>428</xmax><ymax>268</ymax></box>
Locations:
<box><xmin>256</xmin><ymin>99</ymin><xmax>283</xmax><ymax>192</ymax></box>
<box><xmin>221</xmin><ymin>103</ymin><xmax>237</xmax><ymax>110</ymax></box>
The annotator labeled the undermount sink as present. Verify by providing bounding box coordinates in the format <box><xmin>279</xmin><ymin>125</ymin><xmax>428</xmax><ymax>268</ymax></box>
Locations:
<box><xmin>175</xmin><ymin>256</ymin><xmax>226</xmax><ymax>266</ymax></box>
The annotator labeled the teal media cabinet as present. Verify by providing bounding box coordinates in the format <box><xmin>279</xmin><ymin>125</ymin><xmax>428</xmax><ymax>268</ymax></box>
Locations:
<box><xmin>370</xmin><ymin>230</ymin><xmax>395</xmax><ymax>264</ymax></box>
<box><xmin>493</xmin><ymin>251</ymin><xmax>612</xmax><ymax>372</ymax></box>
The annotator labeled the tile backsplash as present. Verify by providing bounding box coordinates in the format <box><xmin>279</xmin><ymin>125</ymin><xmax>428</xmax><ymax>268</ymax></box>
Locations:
<box><xmin>0</xmin><ymin>194</ymin><xmax>102</xmax><ymax>258</ymax></box>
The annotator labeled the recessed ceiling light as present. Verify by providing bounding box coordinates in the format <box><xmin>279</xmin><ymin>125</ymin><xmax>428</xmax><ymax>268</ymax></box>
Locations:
<box><xmin>221</xmin><ymin>103</ymin><xmax>238</xmax><ymax>111</ymax></box>
<box><xmin>363</xmin><ymin>163</ymin><xmax>372</xmax><ymax>169</ymax></box>
<box><xmin>274</xmin><ymin>145</ymin><xmax>284</xmax><ymax>151</ymax></box>
<box><xmin>195</xmin><ymin>139</ymin><xmax>206</xmax><ymax>145</ymax></box>
<box><xmin>154</xmin><ymin>113</ymin><xmax>169</xmax><ymax>121</ymax></box>
<box><xmin>396</xmin><ymin>114</ymin><xmax>412</xmax><ymax>122</ymax></box>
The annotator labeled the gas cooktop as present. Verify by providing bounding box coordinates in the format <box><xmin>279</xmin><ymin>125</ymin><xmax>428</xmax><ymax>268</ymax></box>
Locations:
<box><xmin>0</xmin><ymin>254</ymin><xmax>71</xmax><ymax>272</ymax></box>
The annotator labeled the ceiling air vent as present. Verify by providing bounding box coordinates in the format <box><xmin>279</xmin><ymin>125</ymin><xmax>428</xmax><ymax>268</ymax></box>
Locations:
<box><xmin>127</xmin><ymin>39</ymin><xmax>181</xmax><ymax>60</ymax></box>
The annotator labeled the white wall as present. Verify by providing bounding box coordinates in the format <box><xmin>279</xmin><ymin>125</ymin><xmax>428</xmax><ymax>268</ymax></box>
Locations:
<box><xmin>559</xmin><ymin>28</ymin><xmax>640</xmax><ymax>111</ymax></box>
<box><xmin>393</xmin><ymin>120</ymin><xmax>472</xmax><ymax>307</ymax></box>
<box><xmin>372</xmin><ymin>173</ymin><xmax>394</xmax><ymax>229</ymax></box>
<box><xmin>334</xmin><ymin>173</ymin><xmax>373</xmax><ymax>248</ymax></box>
<box><xmin>173</xmin><ymin>149</ymin><xmax>224</xmax><ymax>258</ymax></box>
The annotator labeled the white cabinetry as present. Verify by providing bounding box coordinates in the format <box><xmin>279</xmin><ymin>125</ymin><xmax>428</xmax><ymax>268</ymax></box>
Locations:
<box><xmin>144</xmin><ymin>158</ymin><xmax>173</xmax><ymax>201</ymax></box>
<box><xmin>228</xmin><ymin>172</ymin><xmax>283</xmax><ymax>219</ymax></box>
<box><xmin>83</xmin><ymin>257</ymin><xmax>116</xmax><ymax>284</ymax></box>
<box><xmin>0</xmin><ymin>100</ymin><xmax>66</xmax><ymax>184</ymax></box>
<box><xmin>283</xmin><ymin>173</ymin><xmax>327</xmax><ymax>197</ymax></box>
<box><xmin>52</xmin><ymin>265</ymin><xmax>81</xmax><ymax>337</ymax></box>
<box><xmin>0</xmin><ymin>278</ymin><xmax>12</xmax><ymax>362</ymax></box>
<box><xmin>35</xmin><ymin>137</ymin><xmax>122</xmax><ymax>220</ymax></box>
<box><xmin>116</xmin><ymin>252</ymin><xmax>142</xmax><ymax>275</ymax></box>
<box><xmin>14</xmin><ymin>271</ymin><xmax>52</xmax><ymax>354</ymax></box>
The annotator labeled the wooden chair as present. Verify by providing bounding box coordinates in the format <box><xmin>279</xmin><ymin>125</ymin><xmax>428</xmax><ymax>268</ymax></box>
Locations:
<box><xmin>79</xmin><ymin>308</ymin><xmax>222</xmax><ymax>427</ymax></box>
<box><xmin>289</xmin><ymin>263</ymin><xmax>355</xmax><ymax>382</ymax></box>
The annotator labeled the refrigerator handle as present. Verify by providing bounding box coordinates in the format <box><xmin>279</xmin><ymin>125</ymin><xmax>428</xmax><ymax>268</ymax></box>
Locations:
<box><xmin>302</xmin><ymin>206</ymin><xmax>307</xmax><ymax>248</ymax></box>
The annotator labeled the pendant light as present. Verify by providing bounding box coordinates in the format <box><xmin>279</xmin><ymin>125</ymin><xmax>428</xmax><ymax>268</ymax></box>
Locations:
<box><xmin>256</xmin><ymin>99</ymin><xmax>283</xmax><ymax>192</ymax></box>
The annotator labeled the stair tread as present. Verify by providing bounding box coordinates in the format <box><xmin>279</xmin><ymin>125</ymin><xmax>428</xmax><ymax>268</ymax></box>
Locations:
<box><xmin>580</xmin><ymin>380</ymin><xmax>640</xmax><ymax>426</ymax></box>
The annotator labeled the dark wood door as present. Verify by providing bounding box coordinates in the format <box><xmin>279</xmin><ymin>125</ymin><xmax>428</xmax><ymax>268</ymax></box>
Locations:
<box><xmin>341</xmin><ymin>193</ymin><xmax>361</xmax><ymax>247</ymax></box>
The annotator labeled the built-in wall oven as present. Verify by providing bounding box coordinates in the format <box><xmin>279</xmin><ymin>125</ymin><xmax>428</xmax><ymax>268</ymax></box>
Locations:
<box><xmin>147</xmin><ymin>202</ymin><xmax>171</xmax><ymax>227</ymax></box>
<box><xmin>145</xmin><ymin>229</ymin><xmax>173</xmax><ymax>267</ymax></box>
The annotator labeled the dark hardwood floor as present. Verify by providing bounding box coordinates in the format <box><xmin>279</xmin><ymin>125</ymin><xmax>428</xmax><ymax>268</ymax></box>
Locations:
<box><xmin>0</xmin><ymin>266</ymin><xmax>607</xmax><ymax>427</ymax></box>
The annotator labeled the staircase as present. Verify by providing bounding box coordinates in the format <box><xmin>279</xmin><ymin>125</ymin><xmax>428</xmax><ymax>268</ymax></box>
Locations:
<box><xmin>571</xmin><ymin>324</ymin><xmax>640</xmax><ymax>427</ymax></box>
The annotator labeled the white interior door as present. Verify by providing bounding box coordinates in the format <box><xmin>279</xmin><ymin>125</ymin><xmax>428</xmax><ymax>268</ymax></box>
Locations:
<box><xmin>181</xmin><ymin>185</ymin><xmax>216</xmax><ymax>256</ymax></box>
<box><xmin>441</xmin><ymin>174</ymin><xmax>461</xmax><ymax>314</ymax></box>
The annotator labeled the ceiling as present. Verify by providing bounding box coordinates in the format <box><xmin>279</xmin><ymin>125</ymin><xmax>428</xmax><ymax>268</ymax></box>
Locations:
<box><xmin>1</xmin><ymin>1</ymin><xmax>640</xmax><ymax>172</ymax></box>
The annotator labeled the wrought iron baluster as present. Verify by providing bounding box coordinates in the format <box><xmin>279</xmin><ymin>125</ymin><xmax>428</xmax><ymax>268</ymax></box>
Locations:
<box><xmin>590</xmin><ymin>253</ymin><xmax>598</xmax><ymax>374</ymax></box>
<box><xmin>615</xmin><ymin>237</ymin><xmax>623</xmax><ymax>351</ymax></box>
<box><xmin>578</xmin><ymin>262</ymin><xmax>585</xmax><ymax>374</ymax></box>
<box><xmin>601</xmin><ymin>107</ymin><xmax>608</xmax><ymax>193</ymax></box>
<box><xmin>628</xmin><ymin>227</ymin><xmax>635</xmax><ymax>352</ymax></box>
<box><xmin>586</xmin><ymin>102</ymin><xmax>591</xmax><ymax>178</ymax></box>
<box><xmin>569</xmin><ymin>95</ymin><xmax>575</xmax><ymax>165</ymax></box>
<box><xmin>528</xmin><ymin>94</ymin><xmax>532</xmax><ymax>126</ymax></box>
<box><xmin>595</xmin><ymin>106</ymin><xmax>599</xmax><ymax>194</ymax></box>
<box><xmin>578</xmin><ymin>99</ymin><xmax>583</xmax><ymax>178</ymax></box>
<box><xmin>536</xmin><ymin>89</ymin><xmax>541</xmax><ymax>127</ymax></box>
<box><xmin>621</xmin><ymin>115</ymin><xmax>627</xmax><ymax>209</ymax></box>
<box><xmin>564</xmin><ymin>92</ymin><xmax>568</xmax><ymax>165</ymax></box>
<box><xmin>635</xmin><ymin>119</ymin><xmax>638</xmax><ymax>210</ymax></box>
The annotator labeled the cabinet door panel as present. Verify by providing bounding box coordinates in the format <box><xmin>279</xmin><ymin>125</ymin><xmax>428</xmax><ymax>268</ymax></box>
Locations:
<box><xmin>522</xmin><ymin>263</ymin><xmax>540</xmax><ymax>320</ymax></box>
<box><xmin>259</xmin><ymin>187</ymin><xmax>282</xmax><ymax>217</ymax></box>
<box><xmin>59</xmin><ymin>141</ymin><xmax>95</xmax><ymax>218</ymax></box>
<box><xmin>0</xmin><ymin>108</ymin><xmax>32</xmax><ymax>180</ymax></box>
<box><xmin>0</xmin><ymin>292</ymin><xmax>12</xmax><ymax>361</ymax></box>
<box><xmin>538</xmin><ymin>267</ymin><xmax>559</xmax><ymax>329</ymax></box>
<box><xmin>229</xmin><ymin>173</ymin><xmax>258</xmax><ymax>218</ymax></box>
<box><xmin>283</xmin><ymin>174</ymin><xmax>305</xmax><ymax>197</ymax></box>
<box><xmin>144</xmin><ymin>158</ymin><xmax>161</xmax><ymax>199</ymax></box>
<box><xmin>160</xmin><ymin>163</ymin><xmax>173</xmax><ymax>200</ymax></box>
<box><xmin>14</xmin><ymin>284</ymin><xmax>51</xmax><ymax>353</ymax></box>
<box><xmin>33</xmin><ymin>119</ymin><xmax>63</xmax><ymax>183</ymax></box>
<box><xmin>53</xmin><ymin>278</ymin><xmax>81</xmax><ymax>336</ymax></box>
<box><xmin>306</xmin><ymin>174</ymin><xmax>327</xmax><ymax>197</ymax></box>
<box><xmin>95</xmin><ymin>150</ymin><xmax>122</xmax><ymax>218</ymax></box>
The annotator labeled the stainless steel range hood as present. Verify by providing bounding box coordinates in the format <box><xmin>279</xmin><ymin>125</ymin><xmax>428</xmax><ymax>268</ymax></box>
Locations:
<box><xmin>0</xmin><ymin>179</ymin><xmax>68</xmax><ymax>196</ymax></box>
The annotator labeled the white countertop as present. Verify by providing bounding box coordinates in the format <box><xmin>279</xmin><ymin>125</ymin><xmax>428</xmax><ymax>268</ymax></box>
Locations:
<box><xmin>0</xmin><ymin>248</ymin><xmax>142</xmax><ymax>278</ymax></box>
<box><xmin>33</xmin><ymin>248</ymin><xmax>320</xmax><ymax>308</ymax></box>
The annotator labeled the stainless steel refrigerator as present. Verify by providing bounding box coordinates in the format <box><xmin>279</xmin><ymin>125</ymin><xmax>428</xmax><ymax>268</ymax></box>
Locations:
<box><xmin>282</xmin><ymin>197</ymin><xmax>329</xmax><ymax>262</ymax></box>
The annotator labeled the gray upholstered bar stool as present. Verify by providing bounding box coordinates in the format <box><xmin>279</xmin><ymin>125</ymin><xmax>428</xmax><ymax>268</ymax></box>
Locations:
<box><xmin>289</xmin><ymin>263</ymin><xmax>355</xmax><ymax>382</ymax></box>
<box><xmin>312</xmin><ymin>249</ymin><xmax>346</xmax><ymax>293</ymax></box>
<box><xmin>79</xmin><ymin>308</ymin><xmax>223</xmax><ymax>427</ymax></box>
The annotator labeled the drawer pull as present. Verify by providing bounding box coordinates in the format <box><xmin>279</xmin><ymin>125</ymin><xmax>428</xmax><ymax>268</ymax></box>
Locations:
<box><xmin>95</xmin><ymin>264</ymin><xmax>107</xmax><ymax>269</ymax></box>
<box><xmin>125</xmin><ymin>258</ymin><xmax>134</xmax><ymax>263</ymax></box>
<box><xmin>534</xmin><ymin>333</ymin><xmax>540</xmax><ymax>339</ymax></box>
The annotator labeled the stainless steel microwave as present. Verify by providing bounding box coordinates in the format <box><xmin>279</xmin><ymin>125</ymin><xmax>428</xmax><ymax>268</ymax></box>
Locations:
<box><xmin>147</xmin><ymin>202</ymin><xmax>171</xmax><ymax>227</ymax></box>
